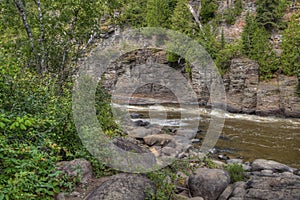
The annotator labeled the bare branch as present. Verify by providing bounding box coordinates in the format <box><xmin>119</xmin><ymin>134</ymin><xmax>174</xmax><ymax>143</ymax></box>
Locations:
<box><xmin>33</xmin><ymin>0</ymin><xmax>46</xmax><ymax>72</ymax></box>
<box><xmin>13</xmin><ymin>0</ymin><xmax>34</xmax><ymax>50</ymax></box>
<box><xmin>186</xmin><ymin>3</ymin><xmax>205</xmax><ymax>36</ymax></box>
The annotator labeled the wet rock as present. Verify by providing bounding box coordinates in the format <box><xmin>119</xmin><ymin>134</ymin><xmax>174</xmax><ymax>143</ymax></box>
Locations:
<box><xmin>188</xmin><ymin>168</ymin><xmax>230</xmax><ymax>200</ymax></box>
<box><xmin>245</xmin><ymin>173</ymin><xmax>300</xmax><ymax>200</ymax></box>
<box><xmin>112</xmin><ymin>137</ymin><xmax>149</xmax><ymax>153</ymax></box>
<box><xmin>252</xmin><ymin>159</ymin><xmax>294</xmax><ymax>172</ymax></box>
<box><xmin>130</xmin><ymin>113</ymin><xmax>142</xmax><ymax>119</ymax></box>
<box><xmin>144</xmin><ymin>134</ymin><xmax>173</xmax><ymax>146</ymax></box>
<box><xmin>85</xmin><ymin>173</ymin><xmax>155</xmax><ymax>200</ymax></box>
<box><xmin>218</xmin><ymin>155</ymin><xmax>230</xmax><ymax>161</ymax></box>
<box><xmin>56</xmin><ymin>159</ymin><xmax>92</xmax><ymax>184</ymax></box>
<box><xmin>191</xmin><ymin>139</ymin><xmax>201</xmax><ymax>143</ymax></box>
<box><xmin>134</xmin><ymin>120</ymin><xmax>150</xmax><ymax>127</ymax></box>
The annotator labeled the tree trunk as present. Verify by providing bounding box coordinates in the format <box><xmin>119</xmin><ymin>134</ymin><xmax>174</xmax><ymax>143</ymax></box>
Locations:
<box><xmin>186</xmin><ymin>2</ymin><xmax>205</xmax><ymax>37</ymax></box>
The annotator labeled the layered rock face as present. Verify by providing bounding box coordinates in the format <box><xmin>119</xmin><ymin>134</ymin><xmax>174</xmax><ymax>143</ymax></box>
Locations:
<box><xmin>224</xmin><ymin>58</ymin><xmax>300</xmax><ymax>117</ymax></box>
<box><xmin>102</xmin><ymin>49</ymin><xmax>300</xmax><ymax>117</ymax></box>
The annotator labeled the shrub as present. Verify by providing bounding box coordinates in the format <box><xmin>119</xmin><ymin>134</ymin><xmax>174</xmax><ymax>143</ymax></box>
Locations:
<box><xmin>224</xmin><ymin>163</ymin><xmax>244</xmax><ymax>183</ymax></box>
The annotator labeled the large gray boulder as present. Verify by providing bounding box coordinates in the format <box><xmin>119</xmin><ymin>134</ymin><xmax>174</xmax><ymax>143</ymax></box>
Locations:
<box><xmin>251</xmin><ymin>159</ymin><xmax>294</xmax><ymax>172</ymax></box>
<box><xmin>85</xmin><ymin>173</ymin><xmax>156</xmax><ymax>200</ymax></box>
<box><xmin>188</xmin><ymin>168</ymin><xmax>230</xmax><ymax>200</ymax></box>
<box><xmin>245</xmin><ymin>173</ymin><xmax>300</xmax><ymax>200</ymax></box>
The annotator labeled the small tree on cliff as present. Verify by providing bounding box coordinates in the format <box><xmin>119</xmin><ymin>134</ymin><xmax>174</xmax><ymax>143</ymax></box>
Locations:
<box><xmin>171</xmin><ymin>0</ymin><xmax>197</xmax><ymax>36</ymax></box>
<box><xmin>256</xmin><ymin>0</ymin><xmax>287</xmax><ymax>30</ymax></box>
<box><xmin>280</xmin><ymin>13</ymin><xmax>300</xmax><ymax>76</ymax></box>
<box><xmin>146</xmin><ymin>0</ymin><xmax>172</xmax><ymax>27</ymax></box>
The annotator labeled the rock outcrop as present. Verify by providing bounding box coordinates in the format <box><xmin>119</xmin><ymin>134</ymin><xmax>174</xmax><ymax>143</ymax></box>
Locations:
<box><xmin>224</xmin><ymin>58</ymin><xmax>300</xmax><ymax>117</ymax></box>
<box><xmin>101</xmin><ymin>47</ymin><xmax>300</xmax><ymax>117</ymax></box>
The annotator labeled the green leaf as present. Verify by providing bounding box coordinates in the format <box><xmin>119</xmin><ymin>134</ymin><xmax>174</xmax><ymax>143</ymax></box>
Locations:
<box><xmin>0</xmin><ymin>122</ymin><xmax>5</xmax><ymax>129</ymax></box>
<box><xmin>20</xmin><ymin>124</ymin><xmax>26</xmax><ymax>130</ymax></box>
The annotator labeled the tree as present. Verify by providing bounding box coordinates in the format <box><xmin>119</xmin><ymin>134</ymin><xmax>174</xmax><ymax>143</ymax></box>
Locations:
<box><xmin>241</xmin><ymin>13</ymin><xmax>259</xmax><ymax>55</ymax></box>
<box><xmin>242</xmin><ymin>13</ymin><xmax>278</xmax><ymax>78</ymax></box>
<box><xmin>256</xmin><ymin>0</ymin><xmax>287</xmax><ymax>30</ymax></box>
<box><xmin>199</xmin><ymin>0</ymin><xmax>218</xmax><ymax>24</ymax></box>
<box><xmin>171</xmin><ymin>0</ymin><xmax>197</xmax><ymax>36</ymax></box>
<box><xmin>280</xmin><ymin>13</ymin><xmax>300</xmax><ymax>76</ymax></box>
<box><xmin>146</xmin><ymin>0</ymin><xmax>172</xmax><ymax>27</ymax></box>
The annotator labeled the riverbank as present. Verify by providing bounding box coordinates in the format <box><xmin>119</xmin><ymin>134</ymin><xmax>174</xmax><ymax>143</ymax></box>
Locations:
<box><xmin>55</xmin><ymin>114</ymin><xmax>300</xmax><ymax>199</ymax></box>
<box><xmin>56</xmin><ymin>157</ymin><xmax>300</xmax><ymax>200</ymax></box>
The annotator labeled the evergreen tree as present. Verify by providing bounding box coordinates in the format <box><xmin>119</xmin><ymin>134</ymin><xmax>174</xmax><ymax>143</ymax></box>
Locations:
<box><xmin>280</xmin><ymin>14</ymin><xmax>300</xmax><ymax>76</ymax></box>
<box><xmin>242</xmin><ymin>13</ymin><xmax>278</xmax><ymax>78</ymax></box>
<box><xmin>170</xmin><ymin>0</ymin><xmax>197</xmax><ymax>36</ymax></box>
<box><xmin>200</xmin><ymin>0</ymin><xmax>218</xmax><ymax>24</ymax></box>
<box><xmin>256</xmin><ymin>0</ymin><xmax>287</xmax><ymax>30</ymax></box>
<box><xmin>241</xmin><ymin>13</ymin><xmax>259</xmax><ymax>55</ymax></box>
<box><xmin>146</xmin><ymin>0</ymin><xmax>172</xmax><ymax>27</ymax></box>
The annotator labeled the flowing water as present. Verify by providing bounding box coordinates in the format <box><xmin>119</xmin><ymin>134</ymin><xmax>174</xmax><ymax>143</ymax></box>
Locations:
<box><xmin>113</xmin><ymin>103</ymin><xmax>300</xmax><ymax>169</ymax></box>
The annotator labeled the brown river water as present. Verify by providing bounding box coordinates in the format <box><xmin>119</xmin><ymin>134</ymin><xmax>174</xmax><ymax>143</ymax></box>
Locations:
<box><xmin>113</xmin><ymin>103</ymin><xmax>300</xmax><ymax>169</ymax></box>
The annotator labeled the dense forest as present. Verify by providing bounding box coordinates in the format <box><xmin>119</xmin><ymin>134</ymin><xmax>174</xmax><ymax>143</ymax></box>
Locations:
<box><xmin>0</xmin><ymin>0</ymin><xmax>299</xmax><ymax>199</ymax></box>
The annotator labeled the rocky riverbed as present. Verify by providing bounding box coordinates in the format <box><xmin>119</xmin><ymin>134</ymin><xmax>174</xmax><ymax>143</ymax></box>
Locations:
<box><xmin>55</xmin><ymin>118</ymin><xmax>300</xmax><ymax>200</ymax></box>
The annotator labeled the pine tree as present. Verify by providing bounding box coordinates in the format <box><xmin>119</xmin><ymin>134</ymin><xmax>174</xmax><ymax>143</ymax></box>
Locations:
<box><xmin>146</xmin><ymin>0</ymin><xmax>171</xmax><ymax>27</ymax></box>
<box><xmin>170</xmin><ymin>0</ymin><xmax>196</xmax><ymax>36</ymax></box>
<box><xmin>256</xmin><ymin>0</ymin><xmax>287</xmax><ymax>30</ymax></box>
<box><xmin>200</xmin><ymin>0</ymin><xmax>218</xmax><ymax>24</ymax></box>
<box><xmin>280</xmin><ymin>14</ymin><xmax>300</xmax><ymax>76</ymax></box>
<box><xmin>241</xmin><ymin>13</ymin><xmax>259</xmax><ymax>55</ymax></box>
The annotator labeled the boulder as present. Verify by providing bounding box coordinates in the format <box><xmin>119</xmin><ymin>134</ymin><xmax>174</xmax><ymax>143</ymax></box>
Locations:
<box><xmin>85</xmin><ymin>173</ymin><xmax>155</xmax><ymax>200</ymax></box>
<box><xmin>188</xmin><ymin>168</ymin><xmax>230</xmax><ymax>200</ymax></box>
<box><xmin>245</xmin><ymin>173</ymin><xmax>300</xmax><ymax>200</ymax></box>
<box><xmin>127</xmin><ymin>126</ymin><xmax>162</xmax><ymax>139</ymax></box>
<box><xmin>252</xmin><ymin>159</ymin><xmax>294</xmax><ymax>172</ymax></box>
<box><xmin>56</xmin><ymin>159</ymin><xmax>92</xmax><ymax>183</ymax></box>
<box><xmin>144</xmin><ymin>134</ymin><xmax>173</xmax><ymax>146</ymax></box>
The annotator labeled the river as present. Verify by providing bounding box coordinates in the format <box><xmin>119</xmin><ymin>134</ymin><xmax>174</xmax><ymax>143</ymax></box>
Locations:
<box><xmin>113</xmin><ymin>103</ymin><xmax>300</xmax><ymax>169</ymax></box>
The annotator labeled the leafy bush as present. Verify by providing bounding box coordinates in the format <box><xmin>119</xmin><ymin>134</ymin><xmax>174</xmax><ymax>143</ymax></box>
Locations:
<box><xmin>224</xmin><ymin>163</ymin><xmax>244</xmax><ymax>183</ymax></box>
<box><xmin>0</xmin><ymin>136</ymin><xmax>75</xmax><ymax>200</ymax></box>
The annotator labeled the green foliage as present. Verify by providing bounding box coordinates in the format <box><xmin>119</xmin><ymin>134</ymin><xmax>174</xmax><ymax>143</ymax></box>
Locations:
<box><xmin>280</xmin><ymin>13</ymin><xmax>300</xmax><ymax>76</ymax></box>
<box><xmin>166</xmin><ymin>51</ymin><xmax>181</xmax><ymax>62</ymax></box>
<box><xmin>119</xmin><ymin>0</ymin><xmax>148</xmax><ymax>27</ymax></box>
<box><xmin>147</xmin><ymin>169</ymin><xmax>176</xmax><ymax>200</ymax></box>
<box><xmin>171</xmin><ymin>0</ymin><xmax>197</xmax><ymax>36</ymax></box>
<box><xmin>146</xmin><ymin>0</ymin><xmax>174</xmax><ymax>28</ymax></box>
<box><xmin>256</xmin><ymin>0</ymin><xmax>287</xmax><ymax>30</ymax></box>
<box><xmin>224</xmin><ymin>8</ymin><xmax>236</xmax><ymax>25</ymax></box>
<box><xmin>233</xmin><ymin>0</ymin><xmax>243</xmax><ymax>16</ymax></box>
<box><xmin>197</xmin><ymin>23</ymin><xmax>221</xmax><ymax>59</ymax></box>
<box><xmin>215</xmin><ymin>41</ymin><xmax>242</xmax><ymax>75</ymax></box>
<box><xmin>224</xmin><ymin>0</ymin><xmax>243</xmax><ymax>25</ymax></box>
<box><xmin>241</xmin><ymin>13</ymin><xmax>279</xmax><ymax>79</ymax></box>
<box><xmin>224</xmin><ymin>163</ymin><xmax>244</xmax><ymax>183</ymax></box>
<box><xmin>0</xmin><ymin>136</ymin><xmax>75</xmax><ymax>199</ymax></box>
<box><xmin>200</xmin><ymin>0</ymin><xmax>218</xmax><ymax>24</ymax></box>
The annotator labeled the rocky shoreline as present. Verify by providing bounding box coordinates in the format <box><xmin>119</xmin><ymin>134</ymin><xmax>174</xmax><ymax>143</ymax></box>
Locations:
<box><xmin>56</xmin><ymin>158</ymin><xmax>300</xmax><ymax>200</ymax></box>
<box><xmin>55</xmin><ymin>118</ymin><xmax>300</xmax><ymax>200</ymax></box>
